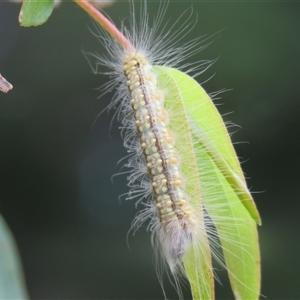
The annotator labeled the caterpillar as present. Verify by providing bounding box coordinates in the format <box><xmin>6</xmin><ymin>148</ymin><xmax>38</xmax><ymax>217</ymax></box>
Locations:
<box><xmin>123</xmin><ymin>51</ymin><xmax>197</xmax><ymax>270</ymax></box>
<box><xmin>78</xmin><ymin>0</ymin><xmax>261</xmax><ymax>299</ymax></box>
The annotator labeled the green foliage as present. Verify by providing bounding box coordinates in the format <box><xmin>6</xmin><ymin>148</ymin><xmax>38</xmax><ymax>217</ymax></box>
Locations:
<box><xmin>154</xmin><ymin>66</ymin><xmax>260</xmax><ymax>300</ymax></box>
<box><xmin>20</xmin><ymin>0</ymin><xmax>55</xmax><ymax>27</ymax></box>
<box><xmin>0</xmin><ymin>215</ymin><xmax>29</xmax><ymax>299</ymax></box>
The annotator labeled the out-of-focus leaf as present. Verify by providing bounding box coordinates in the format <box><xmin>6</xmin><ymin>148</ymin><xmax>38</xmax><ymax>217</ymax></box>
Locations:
<box><xmin>19</xmin><ymin>0</ymin><xmax>55</xmax><ymax>27</ymax></box>
<box><xmin>0</xmin><ymin>214</ymin><xmax>29</xmax><ymax>299</ymax></box>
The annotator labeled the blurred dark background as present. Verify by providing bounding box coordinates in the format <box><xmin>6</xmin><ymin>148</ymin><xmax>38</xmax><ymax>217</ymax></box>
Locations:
<box><xmin>0</xmin><ymin>1</ymin><xmax>299</xmax><ymax>299</ymax></box>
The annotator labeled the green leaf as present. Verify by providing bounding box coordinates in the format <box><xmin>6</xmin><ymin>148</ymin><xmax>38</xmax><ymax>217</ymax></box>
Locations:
<box><xmin>153</xmin><ymin>66</ymin><xmax>260</xmax><ymax>300</ymax></box>
<box><xmin>153</xmin><ymin>66</ymin><xmax>214</xmax><ymax>299</ymax></box>
<box><xmin>182</xmin><ymin>74</ymin><xmax>261</xmax><ymax>225</ymax></box>
<box><xmin>20</xmin><ymin>0</ymin><xmax>55</xmax><ymax>27</ymax></box>
<box><xmin>193</xmin><ymin>141</ymin><xmax>260</xmax><ymax>299</ymax></box>
<box><xmin>0</xmin><ymin>214</ymin><xmax>29</xmax><ymax>299</ymax></box>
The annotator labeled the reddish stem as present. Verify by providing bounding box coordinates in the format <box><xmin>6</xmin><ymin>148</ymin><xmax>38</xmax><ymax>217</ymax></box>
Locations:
<box><xmin>74</xmin><ymin>0</ymin><xmax>134</xmax><ymax>51</ymax></box>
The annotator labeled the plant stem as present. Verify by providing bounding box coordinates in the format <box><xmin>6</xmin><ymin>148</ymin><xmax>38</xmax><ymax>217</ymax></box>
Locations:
<box><xmin>74</xmin><ymin>0</ymin><xmax>134</xmax><ymax>51</ymax></box>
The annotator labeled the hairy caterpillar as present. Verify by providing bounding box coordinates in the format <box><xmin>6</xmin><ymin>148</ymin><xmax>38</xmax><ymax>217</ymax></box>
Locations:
<box><xmin>78</xmin><ymin>0</ymin><xmax>261</xmax><ymax>299</ymax></box>
<box><xmin>123</xmin><ymin>51</ymin><xmax>198</xmax><ymax>269</ymax></box>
